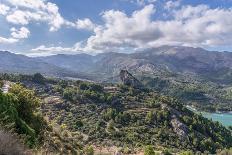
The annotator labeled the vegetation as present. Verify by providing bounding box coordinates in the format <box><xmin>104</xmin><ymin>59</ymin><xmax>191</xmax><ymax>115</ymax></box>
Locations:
<box><xmin>0</xmin><ymin>81</ymin><xmax>83</xmax><ymax>154</ymax></box>
<box><xmin>139</xmin><ymin>75</ymin><xmax>232</xmax><ymax>112</ymax></box>
<box><xmin>38</xmin><ymin>77</ymin><xmax>232</xmax><ymax>153</ymax></box>
<box><xmin>0</xmin><ymin>73</ymin><xmax>232</xmax><ymax>154</ymax></box>
<box><xmin>0</xmin><ymin>84</ymin><xmax>44</xmax><ymax>147</ymax></box>
<box><xmin>144</xmin><ymin>145</ymin><xmax>156</xmax><ymax>155</ymax></box>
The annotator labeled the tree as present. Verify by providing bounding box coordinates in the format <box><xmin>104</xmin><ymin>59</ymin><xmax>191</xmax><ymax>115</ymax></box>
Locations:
<box><xmin>9</xmin><ymin>84</ymin><xmax>40</xmax><ymax>122</ymax></box>
<box><xmin>107</xmin><ymin>119</ymin><xmax>115</xmax><ymax>133</ymax></box>
<box><xmin>63</xmin><ymin>88</ymin><xmax>75</xmax><ymax>101</ymax></box>
<box><xmin>180</xmin><ymin>151</ymin><xmax>194</xmax><ymax>155</ymax></box>
<box><xmin>228</xmin><ymin>126</ymin><xmax>232</xmax><ymax>131</ymax></box>
<box><xmin>144</xmin><ymin>145</ymin><xmax>156</xmax><ymax>155</ymax></box>
<box><xmin>145</xmin><ymin>111</ymin><xmax>155</xmax><ymax>124</ymax></box>
<box><xmin>32</xmin><ymin>73</ymin><xmax>45</xmax><ymax>84</ymax></box>
<box><xmin>85</xmin><ymin>146</ymin><xmax>94</xmax><ymax>155</ymax></box>
<box><xmin>162</xmin><ymin>149</ymin><xmax>172</xmax><ymax>155</ymax></box>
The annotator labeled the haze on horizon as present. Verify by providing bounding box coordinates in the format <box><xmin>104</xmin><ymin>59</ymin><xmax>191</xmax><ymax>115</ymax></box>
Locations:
<box><xmin>0</xmin><ymin>0</ymin><xmax>232</xmax><ymax>56</ymax></box>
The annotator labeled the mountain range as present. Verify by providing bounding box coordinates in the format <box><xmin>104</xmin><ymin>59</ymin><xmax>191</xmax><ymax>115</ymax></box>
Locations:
<box><xmin>2</xmin><ymin>46</ymin><xmax>232</xmax><ymax>84</ymax></box>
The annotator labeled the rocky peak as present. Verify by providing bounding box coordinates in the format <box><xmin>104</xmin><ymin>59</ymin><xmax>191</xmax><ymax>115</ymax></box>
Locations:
<box><xmin>119</xmin><ymin>70</ymin><xmax>143</xmax><ymax>88</ymax></box>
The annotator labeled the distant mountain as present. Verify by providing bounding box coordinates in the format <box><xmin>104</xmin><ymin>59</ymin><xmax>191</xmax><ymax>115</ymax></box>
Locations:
<box><xmin>39</xmin><ymin>46</ymin><xmax>232</xmax><ymax>84</ymax></box>
<box><xmin>2</xmin><ymin>46</ymin><xmax>232</xmax><ymax>84</ymax></box>
<box><xmin>0</xmin><ymin>51</ymin><xmax>90</xmax><ymax>79</ymax></box>
<box><xmin>38</xmin><ymin>53</ymin><xmax>95</xmax><ymax>72</ymax></box>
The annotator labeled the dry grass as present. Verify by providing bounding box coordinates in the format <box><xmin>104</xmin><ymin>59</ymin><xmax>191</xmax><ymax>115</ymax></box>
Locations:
<box><xmin>0</xmin><ymin>130</ymin><xmax>31</xmax><ymax>155</ymax></box>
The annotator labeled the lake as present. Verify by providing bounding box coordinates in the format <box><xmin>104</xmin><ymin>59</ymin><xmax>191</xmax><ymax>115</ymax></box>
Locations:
<box><xmin>202</xmin><ymin>112</ymin><xmax>232</xmax><ymax>127</ymax></box>
<box><xmin>186</xmin><ymin>106</ymin><xmax>232</xmax><ymax>127</ymax></box>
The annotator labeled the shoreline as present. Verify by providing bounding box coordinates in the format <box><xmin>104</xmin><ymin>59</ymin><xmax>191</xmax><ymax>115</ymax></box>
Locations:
<box><xmin>186</xmin><ymin>105</ymin><xmax>232</xmax><ymax>114</ymax></box>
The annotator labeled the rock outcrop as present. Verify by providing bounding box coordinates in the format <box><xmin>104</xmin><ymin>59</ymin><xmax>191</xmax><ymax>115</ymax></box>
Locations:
<box><xmin>171</xmin><ymin>118</ymin><xmax>188</xmax><ymax>139</ymax></box>
<box><xmin>119</xmin><ymin>70</ymin><xmax>143</xmax><ymax>88</ymax></box>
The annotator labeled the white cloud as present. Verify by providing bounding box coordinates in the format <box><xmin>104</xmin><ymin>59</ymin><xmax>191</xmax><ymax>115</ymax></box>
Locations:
<box><xmin>0</xmin><ymin>36</ymin><xmax>18</xmax><ymax>44</ymax></box>
<box><xmin>165</xmin><ymin>0</ymin><xmax>181</xmax><ymax>10</ymax></box>
<box><xmin>82</xmin><ymin>4</ymin><xmax>161</xmax><ymax>52</ymax></box>
<box><xmin>6</xmin><ymin>10</ymin><xmax>43</xmax><ymax>25</ymax></box>
<box><xmin>75</xmin><ymin>18</ymin><xmax>96</xmax><ymax>31</ymax></box>
<box><xmin>128</xmin><ymin>0</ymin><xmax>157</xmax><ymax>6</ymax></box>
<box><xmin>30</xmin><ymin>44</ymin><xmax>85</xmax><ymax>56</ymax></box>
<box><xmin>5</xmin><ymin>0</ymin><xmax>67</xmax><ymax>31</ymax></box>
<box><xmin>30</xmin><ymin>4</ymin><xmax>232</xmax><ymax>54</ymax></box>
<box><xmin>0</xmin><ymin>26</ymin><xmax>30</xmax><ymax>44</ymax></box>
<box><xmin>77</xmin><ymin>4</ymin><xmax>232</xmax><ymax>53</ymax></box>
<box><xmin>1</xmin><ymin>0</ymin><xmax>231</xmax><ymax>53</ymax></box>
<box><xmin>7</xmin><ymin>0</ymin><xmax>46</xmax><ymax>9</ymax></box>
<box><xmin>10</xmin><ymin>27</ymin><xmax>30</xmax><ymax>39</ymax></box>
<box><xmin>0</xmin><ymin>4</ymin><xmax>10</xmax><ymax>15</ymax></box>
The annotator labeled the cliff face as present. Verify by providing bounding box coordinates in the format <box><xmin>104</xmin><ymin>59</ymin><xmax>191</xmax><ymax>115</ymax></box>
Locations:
<box><xmin>119</xmin><ymin>70</ymin><xmax>143</xmax><ymax>88</ymax></box>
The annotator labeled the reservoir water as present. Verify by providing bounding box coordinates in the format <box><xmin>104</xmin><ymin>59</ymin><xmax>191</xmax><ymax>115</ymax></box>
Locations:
<box><xmin>202</xmin><ymin>112</ymin><xmax>232</xmax><ymax>127</ymax></box>
<box><xmin>186</xmin><ymin>106</ymin><xmax>232</xmax><ymax>127</ymax></box>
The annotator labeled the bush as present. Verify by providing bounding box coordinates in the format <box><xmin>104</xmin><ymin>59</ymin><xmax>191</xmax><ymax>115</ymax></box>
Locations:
<box><xmin>217</xmin><ymin>148</ymin><xmax>232</xmax><ymax>155</ymax></box>
<box><xmin>85</xmin><ymin>146</ymin><xmax>94</xmax><ymax>155</ymax></box>
<box><xmin>32</xmin><ymin>73</ymin><xmax>45</xmax><ymax>84</ymax></box>
<box><xmin>179</xmin><ymin>151</ymin><xmax>194</xmax><ymax>155</ymax></box>
<box><xmin>144</xmin><ymin>145</ymin><xmax>156</xmax><ymax>155</ymax></box>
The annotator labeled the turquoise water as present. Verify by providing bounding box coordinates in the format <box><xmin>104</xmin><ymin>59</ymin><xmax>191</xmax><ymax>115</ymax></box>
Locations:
<box><xmin>202</xmin><ymin>112</ymin><xmax>232</xmax><ymax>127</ymax></box>
<box><xmin>186</xmin><ymin>106</ymin><xmax>232</xmax><ymax>127</ymax></box>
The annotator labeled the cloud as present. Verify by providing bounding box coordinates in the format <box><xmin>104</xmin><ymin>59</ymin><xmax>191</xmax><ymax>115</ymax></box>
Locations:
<box><xmin>79</xmin><ymin>4</ymin><xmax>232</xmax><ymax>53</ymax></box>
<box><xmin>31</xmin><ymin>4</ymin><xmax>232</xmax><ymax>55</ymax></box>
<box><xmin>0</xmin><ymin>4</ymin><xmax>10</xmax><ymax>15</ymax></box>
<box><xmin>82</xmin><ymin>4</ymin><xmax>161</xmax><ymax>52</ymax></box>
<box><xmin>7</xmin><ymin>0</ymin><xmax>46</xmax><ymax>9</ymax></box>
<box><xmin>0</xmin><ymin>26</ymin><xmax>30</xmax><ymax>44</ymax></box>
<box><xmin>2</xmin><ymin>0</ymin><xmax>96</xmax><ymax>33</ymax></box>
<box><xmin>1</xmin><ymin>1</ymin><xmax>231</xmax><ymax>54</ymax></box>
<box><xmin>10</xmin><ymin>27</ymin><xmax>30</xmax><ymax>39</ymax></box>
<box><xmin>6</xmin><ymin>10</ymin><xmax>43</xmax><ymax>25</ymax></box>
<box><xmin>128</xmin><ymin>0</ymin><xmax>157</xmax><ymax>6</ymax></box>
<box><xmin>4</xmin><ymin>0</ymin><xmax>68</xmax><ymax>31</ymax></box>
<box><xmin>30</xmin><ymin>44</ymin><xmax>86</xmax><ymax>56</ymax></box>
<box><xmin>75</xmin><ymin>18</ymin><xmax>96</xmax><ymax>31</ymax></box>
<box><xmin>165</xmin><ymin>0</ymin><xmax>181</xmax><ymax>10</ymax></box>
<box><xmin>0</xmin><ymin>36</ymin><xmax>18</xmax><ymax>44</ymax></box>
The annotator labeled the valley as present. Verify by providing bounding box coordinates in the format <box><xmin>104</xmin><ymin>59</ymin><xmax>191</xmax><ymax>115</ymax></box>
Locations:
<box><xmin>1</xmin><ymin>46</ymin><xmax>232</xmax><ymax>154</ymax></box>
<box><xmin>1</xmin><ymin>46</ymin><xmax>232</xmax><ymax>112</ymax></box>
<box><xmin>1</xmin><ymin>0</ymin><xmax>232</xmax><ymax>154</ymax></box>
<box><xmin>0</xmin><ymin>72</ymin><xmax>231</xmax><ymax>154</ymax></box>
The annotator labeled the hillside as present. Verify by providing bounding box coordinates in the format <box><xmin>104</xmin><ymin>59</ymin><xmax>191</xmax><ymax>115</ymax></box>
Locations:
<box><xmin>1</xmin><ymin>46</ymin><xmax>232</xmax><ymax>112</ymax></box>
<box><xmin>0</xmin><ymin>51</ymin><xmax>90</xmax><ymax>80</ymax></box>
<box><xmin>1</xmin><ymin>73</ymin><xmax>231</xmax><ymax>154</ymax></box>
<box><xmin>39</xmin><ymin>46</ymin><xmax>232</xmax><ymax>112</ymax></box>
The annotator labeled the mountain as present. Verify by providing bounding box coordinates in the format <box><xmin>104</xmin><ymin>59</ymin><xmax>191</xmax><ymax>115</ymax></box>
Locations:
<box><xmin>0</xmin><ymin>51</ymin><xmax>90</xmax><ymax>79</ymax></box>
<box><xmin>1</xmin><ymin>47</ymin><xmax>232</xmax><ymax>111</ymax></box>
<box><xmin>38</xmin><ymin>53</ymin><xmax>95</xmax><ymax>72</ymax></box>
<box><xmin>34</xmin><ymin>46</ymin><xmax>232</xmax><ymax>112</ymax></box>
<box><xmin>39</xmin><ymin>46</ymin><xmax>232</xmax><ymax>84</ymax></box>
<box><xmin>119</xmin><ymin>70</ymin><xmax>143</xmax><ymax>88</ymax></box>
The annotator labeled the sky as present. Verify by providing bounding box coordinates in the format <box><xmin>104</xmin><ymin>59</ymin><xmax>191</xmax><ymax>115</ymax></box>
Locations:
<box><xmin>0</xmin><ymin>0</ymin><xmax>232</xmax><ymax>56</ymax></box>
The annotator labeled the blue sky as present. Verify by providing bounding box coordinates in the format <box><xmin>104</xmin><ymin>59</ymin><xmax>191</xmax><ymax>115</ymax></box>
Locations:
<box><xmin>0</xmin><ymin>0</ymin><xmax>232</xmax><ymax>56</ymax></box>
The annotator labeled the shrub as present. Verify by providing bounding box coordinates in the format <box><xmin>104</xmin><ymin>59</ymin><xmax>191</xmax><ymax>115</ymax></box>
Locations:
<box><xmin>85</xmin><ymin>146</ymin><xmax>94</xmax><ymax>155</ymax></box>
<box><xmin>144</xmin><ymin>145</ymin><xmax>156</xmax><ymax>155</ymax></box>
